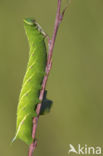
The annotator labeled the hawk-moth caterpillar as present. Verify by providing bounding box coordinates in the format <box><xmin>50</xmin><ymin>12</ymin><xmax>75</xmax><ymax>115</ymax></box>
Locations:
<box><xmin>13</xmin><ymin>18</ymin><xmax>47</xmax><ymax>145</ymax></box>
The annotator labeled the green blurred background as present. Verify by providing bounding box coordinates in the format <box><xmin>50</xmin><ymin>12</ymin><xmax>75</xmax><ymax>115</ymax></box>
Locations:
<box><xmin>0</xmin><ymin>0</ymin><xmax>103</xmax><ymax>155</ymax></box>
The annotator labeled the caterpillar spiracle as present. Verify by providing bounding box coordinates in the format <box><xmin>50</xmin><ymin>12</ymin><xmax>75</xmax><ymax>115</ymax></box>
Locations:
<box><xmin>13</xmin><ymin>18</ymin><xmax>47</xmax><ymax>145</ymax></box>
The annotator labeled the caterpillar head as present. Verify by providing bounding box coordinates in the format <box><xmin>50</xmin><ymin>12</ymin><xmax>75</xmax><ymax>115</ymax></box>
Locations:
<box><xmin>24</xmin><ymin>18</ymin><xmax>36</xmax><ymax>26</ymax></box>
<box><xmin>24</xmin><ymin>18</ymin><xmax>46</xmax><ymax>37</ymax></box>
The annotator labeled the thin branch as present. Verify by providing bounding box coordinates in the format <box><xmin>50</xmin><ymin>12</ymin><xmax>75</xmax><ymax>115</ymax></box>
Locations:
<box><xmin>28</xmin><ymin>0</ymin><xmax>68</xmax><ymax>155</ymax></box>
<box><xmin>28</xmin><ymin>140</ymin><xmax>37</xmax><ymax>156</ymax></box>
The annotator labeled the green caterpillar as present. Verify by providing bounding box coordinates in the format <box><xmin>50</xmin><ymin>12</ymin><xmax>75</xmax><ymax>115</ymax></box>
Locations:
<box><xmin>13</xmin><ymin>18</ymin><xmax>47</xmax><ymax>145</ymax></box>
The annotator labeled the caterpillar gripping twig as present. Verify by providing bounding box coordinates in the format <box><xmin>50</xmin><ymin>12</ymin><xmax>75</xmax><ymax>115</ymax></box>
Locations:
<box><xmin>13</xmin><ymin>18</ymin><xmax>47</xmax><ymax>145</ymax></box>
